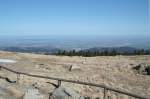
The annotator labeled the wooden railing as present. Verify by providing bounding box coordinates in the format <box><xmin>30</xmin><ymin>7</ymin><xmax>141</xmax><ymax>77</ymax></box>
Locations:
<box><xmin>0</xmin><ymin>65</ymin><xmax>149</xmax><ymax>99</ymax></box>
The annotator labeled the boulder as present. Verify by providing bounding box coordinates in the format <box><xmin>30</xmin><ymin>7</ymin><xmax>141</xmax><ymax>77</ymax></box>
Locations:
<box><xmin>133</xmin><ymin>63</ymin><xmax>150</xmax><ymax>75</ymax></box>
<box><xmin>23</xmin><ymin>88</ymin><xmax>46</xmax><ymax>99</ymax></box>
<box><xmin>69</xmin><ymin>65</ymin><xmax>81</xmax><ymax>72</ymax></box>
<box><xmin>146</xmin><ymin>66</ymin><xmax>150</xmax><ymax>75</ymax></box>
<box><xmin>50</xmin><ymin>86</ymin><xmax>84</xmax><ymax>99</ymax></box>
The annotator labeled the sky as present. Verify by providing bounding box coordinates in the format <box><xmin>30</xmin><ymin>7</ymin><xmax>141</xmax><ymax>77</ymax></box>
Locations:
<box><xmin>0</xmin><ymin>0</ymin><xmax>149</xmax><ymax>37</ymax></box>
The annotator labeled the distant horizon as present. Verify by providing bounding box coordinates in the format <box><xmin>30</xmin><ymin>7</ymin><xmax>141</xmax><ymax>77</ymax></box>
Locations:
<box><xmin>0</xmin><ymin>0</ymin><xmax>149</xmax><ymax>50</ymax></box>
<box><xmin>0</xmin><ymin>32</ymin><xmax>149</xmax><ymax>37</ymax></box>
<box><xmin>0</xmin><ymin>34</ymin><xmax>150</xmax><ymax>50</ymax></box>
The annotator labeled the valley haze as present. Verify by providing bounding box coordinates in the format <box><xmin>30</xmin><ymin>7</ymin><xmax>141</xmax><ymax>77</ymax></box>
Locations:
<box><xmin>0</xmin><ymin>35</ymin><xmax>150</xmax><ymax>51</ymax></box>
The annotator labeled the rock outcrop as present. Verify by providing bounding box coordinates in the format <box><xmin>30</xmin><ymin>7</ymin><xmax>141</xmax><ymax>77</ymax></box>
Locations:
<box><xmin>23</xmin><ymin>88</ymin><xmax>46</xmax><ymax>99</ymax></box>
<box><xmin>133</xmin><ymin>63</ymin><xmax>150</xmax><ymax>75</ymax></box>
<box><xmin>50</xmin><ymin>86</ymin><xmax>84</xmax><ymax>99</ymax></box>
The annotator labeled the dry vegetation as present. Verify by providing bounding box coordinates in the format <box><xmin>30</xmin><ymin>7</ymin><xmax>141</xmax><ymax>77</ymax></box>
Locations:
<box><xmin>0</xmin><ymin>51</ymin><xmax>150</xmax><ymax>99</ymax></box>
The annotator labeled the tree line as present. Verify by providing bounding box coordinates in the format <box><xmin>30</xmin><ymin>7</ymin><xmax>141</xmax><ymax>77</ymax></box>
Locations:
<box><xmin>54</xmin><ymin>49</ymin><xmax>150</xmax><ymax>57</ymax></box>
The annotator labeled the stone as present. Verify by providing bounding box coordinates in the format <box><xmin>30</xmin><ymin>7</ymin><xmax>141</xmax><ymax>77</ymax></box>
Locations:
<box><xmin>50</xmin><ymin>86</ymin><xmax>84</xmax><ymax>99</ymax></box>
<box><xmin>145</xmin><ymin>66</ymin><xmax>150</xmax><ymax>75</ymax></box>
<box><xmin>133</xmin><ymin>63</ymin><xmax>150</xmax><ymax>75</ymax></box>
<box><xmin>69</xmin><ymin>65</ymin><xmax>81</xmax><ymax>71</ymax></box>
<box><xmin>23</xmin><ymin>88</ymin><xmax>46</xmax><ymax>99</ymax></box>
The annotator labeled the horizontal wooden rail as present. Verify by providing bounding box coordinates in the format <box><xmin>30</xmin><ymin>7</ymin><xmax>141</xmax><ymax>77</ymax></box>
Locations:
<box><xmin>0</xmin><ymin>65</ymin><xmax>149</xmax><ymax>99</ymax></box>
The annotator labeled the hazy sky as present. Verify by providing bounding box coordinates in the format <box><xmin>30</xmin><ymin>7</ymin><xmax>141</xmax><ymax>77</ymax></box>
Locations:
<box><xmin>0</xmin><ymin>0</ymin><xmax>149</xmax><ymax>36</ymax></box>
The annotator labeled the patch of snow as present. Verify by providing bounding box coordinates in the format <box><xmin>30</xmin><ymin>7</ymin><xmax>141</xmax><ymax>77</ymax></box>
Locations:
<box><xmin>0</xmin><ymin>59</ymin><xmax>17</xmax><ymax>63</ymax></box>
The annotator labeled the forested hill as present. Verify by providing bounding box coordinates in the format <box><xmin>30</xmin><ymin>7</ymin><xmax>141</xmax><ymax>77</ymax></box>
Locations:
<box><xmin>56</xmin><ymin>47</ymin><xmax>150</xmax><ymax>57</ymax></box>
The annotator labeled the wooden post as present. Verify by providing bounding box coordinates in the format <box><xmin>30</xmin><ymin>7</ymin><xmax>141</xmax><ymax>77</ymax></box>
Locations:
<box><xmin>0</xmin><ymin>66</ymin><xmax>2</xmax><ymax>70</ymax></box>
<box><xmin>104</xmin><ymin>87</ymin><xmax>107</xmax><ymax>99</ymax></box>
<box><xmin>58</xmin><ymin>80</ymin><xmax>61</xmax><ymax>87</ymax></box>
<box><xmin>17</xmin><ymin>73</ymin><xmax>20</xmax><ymax>84</ymax></box>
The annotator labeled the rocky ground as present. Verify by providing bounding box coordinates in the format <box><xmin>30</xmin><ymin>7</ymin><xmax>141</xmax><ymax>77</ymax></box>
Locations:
<box><xmin>0</xmin><ymin>51</ymin><xmax>150</xmax><ymax>99</ymax></box>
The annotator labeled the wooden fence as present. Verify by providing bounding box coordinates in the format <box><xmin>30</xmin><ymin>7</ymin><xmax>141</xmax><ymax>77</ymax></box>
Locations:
<box><xmin>0</xmin><ymin>65</ymin><xmax>149</xmax><ymax>99</ymax></box>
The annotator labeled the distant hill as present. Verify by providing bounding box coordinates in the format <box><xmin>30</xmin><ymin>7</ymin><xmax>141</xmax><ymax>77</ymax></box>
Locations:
<box><xmin>145</xmin><ymin>49</ymin><xmax>150</xmax><ymax>53</ymax></box>
<box><xmin>1</xmin><ymin>46</ymin><xmax>150</xmax><ymax>56</ymax></box>
<box><xmin>0</xmin><ymin>46</ymin><xmax>60</xmax><ymax>54</ymax></box>
<box><xmin>55</xmin><ymin>46</ymin><xmax>150</xmax><ymax>57</ymax></box>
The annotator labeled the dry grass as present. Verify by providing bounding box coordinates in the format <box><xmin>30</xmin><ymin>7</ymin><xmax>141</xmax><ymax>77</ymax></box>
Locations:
<box><xmin>0</xmin><ymin>51</ymin><xmax>150</xmax><ymax>98</ymax></box>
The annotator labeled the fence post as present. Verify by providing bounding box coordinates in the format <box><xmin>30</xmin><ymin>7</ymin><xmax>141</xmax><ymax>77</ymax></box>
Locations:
<box><xmin>58</xmin><ymin>80</ymin><xmax>61</xmax><ymax>87</ymax></box>
<box><xmin>17</xmin><ymin>73</ymin><xmax>20</xmax><ymax>84</ymax></box>
<box><xmin>104</xmin><ymin>87</ymin><xmax>107</xmax><ymax>99</ymax></box>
